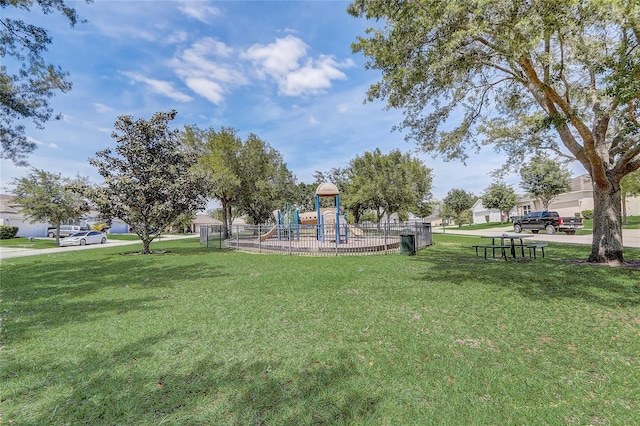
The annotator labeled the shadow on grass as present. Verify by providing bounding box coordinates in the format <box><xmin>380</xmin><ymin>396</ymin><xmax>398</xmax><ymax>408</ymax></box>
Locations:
<box><xmin>2</xmin><ymin>254</ymin><xmax>229</xmax><ymax>341</ymax></box>
<box><xmin>4</xmin><ymin>333</ymin><xmax>379</xmax><ymax>425</ymax></box>
<box><xmin>413</xmin><ymin>240</ymin><xmax>640</xmax><ymax>308</ymax></box>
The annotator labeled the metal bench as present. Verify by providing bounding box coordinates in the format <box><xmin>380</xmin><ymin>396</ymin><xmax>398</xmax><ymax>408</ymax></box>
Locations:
<box><xmin>526</xmin><ymin>243</ymin><xmax>547</xmax><ymax>259</ymax></box>
<box><xmin>472</xmin><ymin>244</ymin><xmax>511</xmax><ymax>260</ymax></box>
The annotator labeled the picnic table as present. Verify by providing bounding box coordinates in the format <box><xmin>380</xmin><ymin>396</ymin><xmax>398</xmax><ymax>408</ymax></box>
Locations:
<box><xmin>473</xmin><ymin>234</ymin><xmax>534</xmax><ymax>259</ymax></box>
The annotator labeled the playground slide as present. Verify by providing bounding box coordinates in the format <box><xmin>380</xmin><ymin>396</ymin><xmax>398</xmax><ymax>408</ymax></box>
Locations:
<box><xmin>259</xmin><ymin>225</ymin><xmax>278</xmax><ymax>241</ymax></box>
<box><xmin>347</xmin><ymin>224</ymin><xmax>364</xmax><ymax>237</ymax></box>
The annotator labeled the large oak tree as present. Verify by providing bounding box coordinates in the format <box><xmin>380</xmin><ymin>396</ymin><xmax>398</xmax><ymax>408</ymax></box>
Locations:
<box><xmin>349</xmin><ymin>0</ymin><xmax>640</xmax><ymax>263</ymax></box>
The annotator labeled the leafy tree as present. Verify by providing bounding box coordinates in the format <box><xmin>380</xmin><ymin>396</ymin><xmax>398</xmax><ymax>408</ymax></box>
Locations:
<box><xmin>88</xmin><ymin>111</ymin><xmax>208</xmax><ymax>254</ymax></box>
<box><xmin>1</xmin><ymin>0</ymin><xmax>90</xmax><ymax>165</ymax></box>
<box><xmin>235</xmin><ymin>134</ymin><xmax>296</xmax><ymax>225</ymax></box>
<box><xmin>413</xmin><ymin>200</ymin><xmax>435</xmax><ymax>220</ymax></box>
<box><xmin>172</xmin><ymin>211</ymin><xmax>196</xmax><ymax>233</ymax></box>
<box><xmin>442</xmin><ymin>189</ymin><xmax>476</xmax><ymax>228</ymax></box>
<box><xmin>481</xmin><ymin>182</ymin><xmax>518</xmax><ymax>223</ymax></box>
<box><xmin>348</xmin><ymin>0</ymin><xmax>640</xmax><ymax>263</ymax></box>
<box><xmin>620</xmin><ymin>170</ymin><xmax>640</xmax><ymax>224</ymax></box>
<box><xmin>519</xmin><ymin>155</ymin><xmax>572</xmax><ymax>210</ymax></box>
<box><xmin>184</xmin><ymin>126</ymin><xmax>295</xmax><ymax>231</ymax></box>
<box><xmin>349</xmin><ymin>148</ymin><xmax>432</xmax><ymax>225</ymax></box>
<box><xmin>11</xmin><ymin>169</ymin><xmax>89</xmax><ymax>245</ymax></box>
<box><xmin>183</xmin><ymin>125</ymin><xmax>242</xmax><ymax>238</ymax></box>
<box><xmin>292</xmin><ymin>182</ymin><xmax>318</xmax><ymax>212</ymax></box>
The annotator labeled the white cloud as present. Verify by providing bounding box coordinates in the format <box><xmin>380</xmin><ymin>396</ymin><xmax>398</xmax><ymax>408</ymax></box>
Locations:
<box><xmin>283</xmin><ymin>56</ymin><xmax>350</xmax><ymax>96</ymax></box>
<box><xmin>337</xmin><ymin>104</ymin><xmax>350</xmax><ymax>114</ymax></box>
<box><xmin>94</xmin><ymin>103</ymin><xmax>113</xmax><ymax>113</ymax></box>
<box><xmin>48</xmin><ymin>143</ymin><xmax>59</xmax><ymax>149</ymax></box>
<box><xmin>122</xmin><ymin>72</ymin><xmax>194</xmax><ymax>102</ymax></box>
<box><xmin>242</xmin><ymin>35</ymin><xmax>355</xmax><ymax>96</ymax></box>
<box><xmin>165</xmin><ymin>30</ymin><xmax>188</xmax><ymax>44</ymax></box>
<box><xmin>184</xmin><ymin>77</ymin><xmax>224</xmax><ymax>104</ymax></box>
<box><xmin>171</xmin><ymin>37</ymin><xmax>246</xmax><ymax>105</ymax></box>
<box><xmin>243</xmin><ymin>35</ymin><xmax>308</xmax><ymax>79</ymax></box>
<box><xmin>178</xmin><ymin>0</ymin><xmax>221</xmax><ymax>23</ymax></box>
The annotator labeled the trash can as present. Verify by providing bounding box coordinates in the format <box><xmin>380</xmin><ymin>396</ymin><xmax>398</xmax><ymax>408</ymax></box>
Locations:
<box><xmin>400</xmin><ymin>234</ymin><xmax>416</xmax><ymax>255</ymax></box>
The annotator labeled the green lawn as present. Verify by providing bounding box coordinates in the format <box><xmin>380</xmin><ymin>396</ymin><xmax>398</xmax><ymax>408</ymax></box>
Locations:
<box><xmin>1</xmin><ymin>236</ymin><xmax>639</xmax><ymax>425</ymax></box>
<box><xmin>0</xmin><ymin>237</ymin><xmax>58</xmax><ymax>249</ymax></box>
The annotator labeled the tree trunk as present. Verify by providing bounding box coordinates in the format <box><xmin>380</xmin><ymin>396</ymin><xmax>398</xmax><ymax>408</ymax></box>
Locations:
<box><xmin>141</xmin><ymin>238</ymin><xmax>152</xmax><ymax>254</ymax></box>
<box><xmin>588</xmin><ymin>182</ymin><xmax>624</xmax><ymax>264</ymax></box>
<box><xmin>221</xmin><ymin>199</ymin><xmax>231</xmax><ymax>239</ymax></box>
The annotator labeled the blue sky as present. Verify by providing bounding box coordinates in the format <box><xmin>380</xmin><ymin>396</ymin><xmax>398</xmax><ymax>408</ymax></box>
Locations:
<box><xmin>1</xmin><ymin>0</ymin><xmax>585</xmax><ymax>201</ymax></box>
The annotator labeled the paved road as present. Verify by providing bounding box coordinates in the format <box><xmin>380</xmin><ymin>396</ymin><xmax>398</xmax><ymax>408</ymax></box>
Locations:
<box><xmin>433</xmin><ymin>226</ymin><xmax>640</xmax><ymax>248</ymax></box>
<box><xmin>0</xmin><ymin>234</ymin><xmax>199</xmax><ymax>261</ymax></box>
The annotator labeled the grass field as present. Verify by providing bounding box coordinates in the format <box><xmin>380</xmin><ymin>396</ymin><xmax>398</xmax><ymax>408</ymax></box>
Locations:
<box><xmin>1</xmin><ymin>235</ymin><xmax>639</xmax><ymax>425</ymax></box>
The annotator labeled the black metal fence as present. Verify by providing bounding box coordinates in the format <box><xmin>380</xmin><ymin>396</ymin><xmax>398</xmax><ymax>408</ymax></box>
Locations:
<box><xmin>200</xmin><ymin>222</ymin><xmax>432</xmax><ymax>256</ymax></box>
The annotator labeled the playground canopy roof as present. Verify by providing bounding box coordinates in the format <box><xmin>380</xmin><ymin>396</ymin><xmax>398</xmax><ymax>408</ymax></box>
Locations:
<box><xmin>315</xmin><ymin>183</ymin><xmax>339</xmax><ymax>197</ymax></box>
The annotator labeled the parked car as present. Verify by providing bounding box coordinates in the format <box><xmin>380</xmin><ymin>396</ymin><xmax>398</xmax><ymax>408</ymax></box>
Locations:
<box><xmin>513</xmin><ymin>211</ymin><xmax>583</xmax><ymax>235</ymax></box>
<box><xmin>59</xmin><ymin>231</ymin><xmax>107</xmax><ymax>246</ymax></box>
<box><xmin>47</xmin><ymin>225</ymin><xmax>88</xmax><ymax>238</ymax></box>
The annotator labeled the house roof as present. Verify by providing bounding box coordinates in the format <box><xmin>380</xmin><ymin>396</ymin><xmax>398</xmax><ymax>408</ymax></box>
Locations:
<box><xmin>193</xmin><ymin>214</ymin><xmax>223</xmax><ymax>226</ymax></box>
<box><xmin>0</xmin><ymin>195</ymin><xmax>19</xmax><ymax>214</ymax></box>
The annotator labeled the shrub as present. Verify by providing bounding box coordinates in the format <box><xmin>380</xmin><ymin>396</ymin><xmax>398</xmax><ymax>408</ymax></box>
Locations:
<box><xmin>0</xmin><ymin>225</ymin><xmax>19</xmax><ymax>239</ymax></box>
<box><xmin>91</xmin><ymin>222</ymin><xmax>109</xmax><ymax>232</ymax></box>
<box><xmin>581</xmin><ymin>209</ymin><xmax>594</xmax><ymax>219</ymax></box>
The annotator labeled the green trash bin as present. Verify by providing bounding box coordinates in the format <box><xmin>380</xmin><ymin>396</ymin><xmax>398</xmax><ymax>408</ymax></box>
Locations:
<box><xmin>400</xmin><ymin>234</ymin><xmax>416</xmax><ymax>255</ymax></box>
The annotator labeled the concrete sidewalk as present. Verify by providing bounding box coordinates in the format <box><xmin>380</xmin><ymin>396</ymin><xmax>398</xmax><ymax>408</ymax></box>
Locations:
<box><xmin>433</xmin><ymin>226</ymin><xmax>640</xmax><ymax>248</ymax></box>
<box><xmin>0</xmin><ymin>234</ymin><xmax>199</xmax><ymax>261</ymax></box>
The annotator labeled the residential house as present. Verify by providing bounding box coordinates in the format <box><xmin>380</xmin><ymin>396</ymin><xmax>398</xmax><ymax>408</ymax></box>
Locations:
<box><xmin>472</xmin><ymin>174</ymin><xmax>640</xmax><ymax>224</ymax></box>
<box><xmin>0</xmin><ymin>195</ymin><xmax>131</xmax><ymax>237</ymax></box>
<box><xmin>0</xmin><ymin>194</ymin><xmax>51</xmax><ymax>237</ymax></box>
<box><xmin>515</xmin><ymin>174</ymin><xmax>640</xmax><ymax>218</ymax></box>
<box><xmin>470</xmin><ymin>199</ymin><xmax>516</xmax><ymax>224</ymax></box>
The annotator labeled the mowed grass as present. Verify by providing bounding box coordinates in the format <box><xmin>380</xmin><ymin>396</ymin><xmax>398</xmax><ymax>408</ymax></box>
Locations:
<box><xmin>1</xmin><ymin>235</ymin><xmax>639</xmax><ymax>425</ymax></box>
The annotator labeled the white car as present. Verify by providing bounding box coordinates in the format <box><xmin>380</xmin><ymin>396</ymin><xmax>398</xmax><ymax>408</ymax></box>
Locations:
<box><xmin>59</xmin><ymin>231</ymin><xmax>108</xmax><ymax>246</ymax></box>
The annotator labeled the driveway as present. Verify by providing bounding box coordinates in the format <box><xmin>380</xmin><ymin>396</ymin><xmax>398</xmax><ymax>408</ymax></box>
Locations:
<box><xmin>0</xmin><ymin>234</ymin><xmax>199</xmax><ymax>261</ymax></box>
<box><xmin>433</xmin><ymin>226</ymin><xmax>640</xmax><ymax>248</ymax></box>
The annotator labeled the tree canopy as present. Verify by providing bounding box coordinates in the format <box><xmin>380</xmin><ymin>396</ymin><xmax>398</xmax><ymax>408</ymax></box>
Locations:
<box><xmin>349</xmin><ymin>0</ymin><xmax>640</xmax><ymax>263</ymax></box>
<box><xmin>11</xmin><ymin>168</ymin><xmax>89</xmax><ymax>245</ymax></box>
<box><xmin>1</xmin><ymin>0</ymin><xmax>90</xmax><ymax>165</ymax></box>
<box><xmin>235</xmin><ymin>134</ymin><xmax>296</xmax><ymax>225</ymax></box>
<box><xmin>519</xmin><ymin>155</ymin><xmax>572</xmax><ymax>210</ymax></box>
<box><xmin>88</xmin><ymin>111</ymin><xmax>208</xmax><ymax>254</ymax></box>
<box><xmin>442</xmin><ymin>188</ymin><xmax>476</xmax><ymax>228</ymax></box>
<box><xmin>184</xmin><ymin>126</ymin><xmax>295</xmax><ymax>231</ymax></box>
<box><xmin>348</xmin><ymin>148</ymin><xmax>432</xmax><ymax>223</ymax></box>
<box><xmin>183</xmin><ymin>125</ymin><xmax>242</xmax><ymax>238</ymax></box>
<box><xmin>481</xmin><ymin>182</ymin><xmax>518</xmax><ymax>223</ymax></box>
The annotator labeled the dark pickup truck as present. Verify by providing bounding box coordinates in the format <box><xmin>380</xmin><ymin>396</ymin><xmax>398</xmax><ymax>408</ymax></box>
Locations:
<box><xmin>513</xmin><ymin>211</ymin><xmax>583</xmax><ymax>235</ymax></box>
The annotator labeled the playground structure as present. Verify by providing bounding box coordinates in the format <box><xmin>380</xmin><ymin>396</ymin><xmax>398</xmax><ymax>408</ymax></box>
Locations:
<box><xmin>259</xmin><ymin>183</ymin><xmax>363</xmax><ymax>243</ymax></box>
<box><xmin>199</xmin><ymin>182</ymin><xmax>432</xmax><ymax>255</ymax></box>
